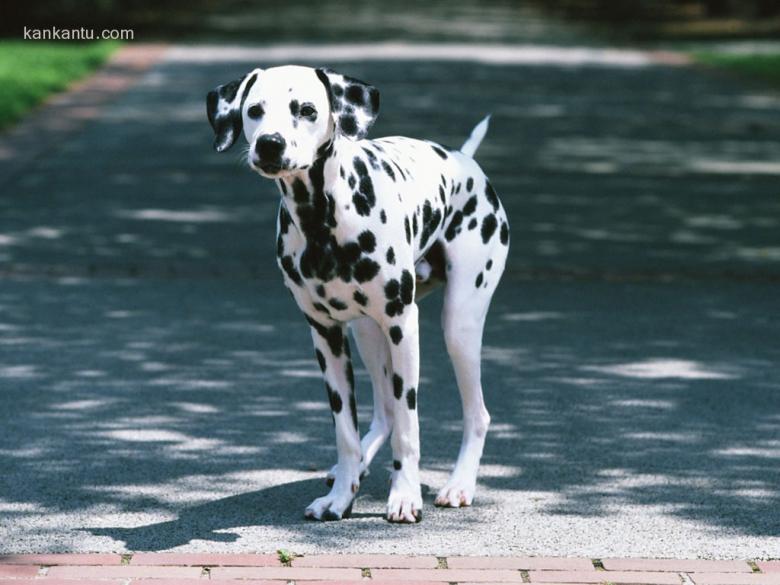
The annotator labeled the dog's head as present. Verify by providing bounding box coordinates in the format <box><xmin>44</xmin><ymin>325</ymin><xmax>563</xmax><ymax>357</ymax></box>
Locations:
<box><xmin>206</xmin><ymin>65</ymin><xmax>379</xmax><ymax>178</ymax></box>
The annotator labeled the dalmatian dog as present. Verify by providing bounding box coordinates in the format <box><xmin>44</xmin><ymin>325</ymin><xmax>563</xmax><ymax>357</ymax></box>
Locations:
<box><xmin>207</xmin><ymin>65</ymin><xmax>509</xmax><ymax>523</ymax></box>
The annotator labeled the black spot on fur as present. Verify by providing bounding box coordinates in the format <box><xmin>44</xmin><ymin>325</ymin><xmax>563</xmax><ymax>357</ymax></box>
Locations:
<box><xmin>380</xmin><ymin>209</ymin><xmax>387</xmax><ymax>223</ymax></box>
<box><xmin>325</xmin><ymin>325</ymin><xmax>344</xmax><ymax>357</ymax></box>
<box><xmin>358</xmin><ymin>231</ymin><xmax>376</xmax><ymax>253</ymax></box>
<box><xmin>279</xmin><ymin>204</ymin><xmax>292</xmax><ymax>234</ymax></box>
<box><xmin>334</xmin><ymin>242</ymin><xmax>362</xmax><ymax>281</ymax></box>
<box><xmin>386</xmin><ymin>299</ymin><xmax>404</xmax><ymax>317</ymax></box>
<box><xmin>312</xmin><ymin>302</ymin><xmax>330</xmax><ymax>315</ymax></box>
<box><xmin>307</xmin><ymin>317</ymin><xmax>344</xmax><ymax>358</ymax></box>
<box><xmin>340</xmin><ymin>114</ymin><xmax>358</xmax><ymax>136</ymax></box>
<box><xmin>445</xmin><ymin>210</ymin><xmax>464</xmax><ymax>241</ymax></box>
<box><xmin>412</xmin><ymin>213</ymin><xmax>419</xmax><ymax>236</ymax></box>
<box><xmin>381</xmin><ymin>160</ymin><xmax>396</xmax><ymax>181</ymax></box>
<box><xmin>466</xmin><ymin>177</ymin><xmax>474</xmax><ymax>191</ymax></box>
<box><xmin>384</xmin><ymin>275</ymin><xmax>409</xmax><ymax>316</ymax></box>
<box><xmin>481</xmin><ymin>214</ymin><xmax>498</xmax><ymax>244</ymax></box>
<box><xmin>352</xmin><ymin>157</ymin><xmax>376</xmax><ymax>216</ymax></box>
<box><xmin>316</xmin><ymin>284</ymin><xmax>326</xmax><ymax>297</ymax></box>
<box><xmin>328</xmin><ymin>298</ymin><xmax>348</xmax><ymax>311</ymax></box>
<box><xmin>400</xmin><ymin>270</ymin><xmax>414</xmax><ymax>304</ymax></box>
<box><xmin>462</xmin><ymin>195</ymin><xmax>478</xmax><ymax>216</ymax></box>
<box><xmin>468</xmin><ymin>218</ymin><xmax>477</xmax><ymax>230</ymax></box>
<box><xmin>353</xmin><ymin>290</ymin><xmax>368</xmax><ymax>306</ymax></box>
<box><xmin>500</xmin><ymin>221</ymin><xmax>509</xmax><ymax>245</ymax></box>
<box><xmin>315</xmin><ymin>349</ymin><xmax>326</xmax><ymax>371</ymax></box>
<box><xmin>363</xmin><ymin>147</ymin><xmax>380</xmax><ymax>170</ymax></box>
<box><xmin>406</xmin><ymin>387</ymin><xmax>417</xmax><ymax>410</ymax></box>
<box><xmin>346</xmin><ymin>361</ymin><xmax>355</xmax><ymax>391</ymax></box>
<box><xmin>389</xmin><ymin>325</ymin><xmax>403</xmax><ymax>345</ymax></box>
<box><xmin>349</xmin><ymin>392</ymin><xmax>358</xmax><ymax>430</ymax></box>
<box><xmin>486</xmin><ymin>259</ymin><xmax>493</xmax><ymax>270</ymax></box>
<box><xmin>289</xmin><ymin>99</ymin><xmax>300</xmax><ymax>116</ymax></box>
<box><xmin>431</xmin><ymin>145</ymin><xmax>448</xmax><ymax>159</ymax></box>
<box><xmin>485</xmin><ymin>181</ymin><xmax>500</xmax><ymax>211</ymax></box>
<box><xmin>327</xmin><ymin>384</ymin><xmax>343</xmax><ymax>413</ymax></box>
<box><xmin>391</xmin><ymin>160</ymin><xmax>406</xmax><ymax>181</ymax></box>
<box><xmin>393</xmin><ymin>459</ymin><xmax>402</xmax><ymax>470</ymax></box>
<box><xmin>404</xmin><ymin>217</ymin><xmax>411</xmax><ymax>244</ymax></box>
<box><xmin>353</xmin><ymin>258</ymin><xmax>380</xmax><ymax>282</ymax></box>
<box><xmin>393</xmin><ymin>374</ymin><xmax>403</xmax><ymax>399</ymax></box>
<box><xmin>316</xmin><ymin>139</ymin><xmax>333</xmax><ymax>159</ymax></box>
<box><xmin>475</xmin><ymin>272</ymin><xmax>483</xmax><ymax>287</ymax></box>
<box><xmin>385</xmin><ymin>279</ymin><xmax>400</xmax><ymax>299</ymax></box>
<box><xmin>386</xmin><ymin>247</ymin><xmax>395</xmax><ymax>265</ymax></box>
<box><xmin>278</xmin><ymin>179</ymin><xmax>288</xmax><ymax>196</ymax></box>
<box><xmin>418</xmin><ymin>200</ymin><xmax>441</xmax><ymax>249</ymax></box>
<box><xmin>280</xmin><ymin>255</ymin><xmax>302</xmax><ymax>286</ymax></box>
<box><xmin>292</xmin><ymin>178</ymin><xmax>309</xmax><ymax>204</ymax></box>
<box><xmin>345</xmin><ymin>84</ymin><xmax>365</xmax><ymax>105</ymax></box>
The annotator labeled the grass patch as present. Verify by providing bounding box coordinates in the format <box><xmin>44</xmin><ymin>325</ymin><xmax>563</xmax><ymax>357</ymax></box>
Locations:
<box><xmin>0</xmin><ymin>40</ymin><xmax>119</xmax><ymax>130</ymax></box>
<box><xmin>693</xmin><ymin>51</ymin><xmax>780</xmax><ymax>87</ymax></box>
<box><xmin>276</xmin><ymin>549</ymin><xmax>297</xmax><ymax>566</ymax></box>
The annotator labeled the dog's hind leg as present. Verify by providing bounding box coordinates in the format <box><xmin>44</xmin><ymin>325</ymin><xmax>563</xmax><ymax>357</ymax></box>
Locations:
<box><xmin>325</xmin><ymin>317</ymin><xmax>393</xmax><ymax>486</ymax></box>
<box><xmin>435</xmin><ymin>225</ymin><xmax>508</xmax><ymax>507</ymax></box>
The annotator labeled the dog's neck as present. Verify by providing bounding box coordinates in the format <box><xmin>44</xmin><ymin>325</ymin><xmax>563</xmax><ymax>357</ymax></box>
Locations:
<box><xmin>275</xmin><ymin>136</ymin><xmax>349</xmax><ymax>239</ymax></box>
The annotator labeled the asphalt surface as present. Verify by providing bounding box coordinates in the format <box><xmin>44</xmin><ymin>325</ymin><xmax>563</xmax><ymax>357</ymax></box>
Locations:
<box><xmin>1</xmin><ymin>41</ymin><xmax>779</xmax><ymax>557</ymax></box>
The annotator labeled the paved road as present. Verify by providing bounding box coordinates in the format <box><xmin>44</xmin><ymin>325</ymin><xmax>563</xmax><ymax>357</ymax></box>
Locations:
<box><xmin>1</xmin><ymin>43</ymin><xmax>779</xmax><ymax>557</ymax></box>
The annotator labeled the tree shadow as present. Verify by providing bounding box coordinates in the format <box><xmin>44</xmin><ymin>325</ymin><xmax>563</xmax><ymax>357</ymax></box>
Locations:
<box><xmin>1</xmin><ymin>54</ymin><xmax>779</xmax><ymax>554</ymax></box>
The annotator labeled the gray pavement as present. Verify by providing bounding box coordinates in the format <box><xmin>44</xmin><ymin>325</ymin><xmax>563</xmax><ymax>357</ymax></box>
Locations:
<box><xmin>1</xmin><ymin>42</ymin><xmax>779</xmax><ymax>557</ymax></box>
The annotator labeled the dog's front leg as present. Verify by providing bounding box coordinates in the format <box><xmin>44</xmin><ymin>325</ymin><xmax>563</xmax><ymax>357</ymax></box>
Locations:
<box><xmin>326</xmin><ymin>317</ymin><xmax>394</xmax><ymax>487</ymax></box>
<box><xmin>306</xmin><ymin>322</ymin><xmax>362</xmax><ymax>521</ymax></box>
<box><xmin>384</xmin><ymin>302</ymin><xmax>423</xmax><ymax>523</ymax></box>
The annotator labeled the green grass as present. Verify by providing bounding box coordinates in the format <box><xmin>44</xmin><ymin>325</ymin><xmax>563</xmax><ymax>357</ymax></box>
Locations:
<box><xmin>0</xmin><ymin>41</ymin><xmax>119</xmax><ymax>130</ymax></box>
<box><xmin>276</xmin><ymin>549</ymin><xmax>297</xmax><ymax>566</ymax></box>
<box><xmin>693</xmin><ymin>52</ymin><xmax>780</xmax><ymax>87</ymax></box>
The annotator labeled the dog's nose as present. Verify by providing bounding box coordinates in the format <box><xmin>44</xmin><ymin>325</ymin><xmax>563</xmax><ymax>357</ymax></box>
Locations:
<box><xmin>255</xmin><ymin>133</ymin><xmax>286</xmax><ymax>160</ymax></box>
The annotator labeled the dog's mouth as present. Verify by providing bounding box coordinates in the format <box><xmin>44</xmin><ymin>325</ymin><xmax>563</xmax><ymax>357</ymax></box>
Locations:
<box><xmin>259</xmin><ymin>162</ymin><xmax>283</xmax><ymax>174</ymax></box>
<box><xmin>250</xmin><ymin>156</ymin><xmax>292</xmax><ymax>177</ymax></box>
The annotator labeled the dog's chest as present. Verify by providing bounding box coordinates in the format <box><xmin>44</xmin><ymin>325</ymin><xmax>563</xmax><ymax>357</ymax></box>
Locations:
<box><xmin>275</xmin><ymin>186</ymin><xmax>389</xmax><ymax>320</ymax></box>
<box><xmin>273</xmin><ymin>138</ymin><xmax>457</xmax><ymax>321</ymax></box>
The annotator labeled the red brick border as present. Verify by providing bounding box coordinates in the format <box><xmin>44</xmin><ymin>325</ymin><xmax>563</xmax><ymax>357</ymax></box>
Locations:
<box><xmin>0</xmin><ymin>554</ymin><xmax>774</xmax><ymax>584</ymax></box>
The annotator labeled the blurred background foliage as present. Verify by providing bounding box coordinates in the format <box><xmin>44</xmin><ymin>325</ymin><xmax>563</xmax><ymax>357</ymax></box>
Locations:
<box><xmin>0</xmin><ymin>0</ymin><xmax>777</xmax><ymax>129</ymax></box>
<box><xmin>0</xmin><ymin>41</ymin><xmax>118</xmax><ymax>129</ymax></box>
<box><xmin>2</xmin><ymin>0</ymin><xmax>779</xmax><ymax>43</ymax></box>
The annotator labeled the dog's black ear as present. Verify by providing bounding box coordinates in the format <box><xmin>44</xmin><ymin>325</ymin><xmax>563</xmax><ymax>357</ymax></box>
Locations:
<box><xmin>315</xmin><ymin>68</ymin><xmax>379</xmax><ymax>141</ymax></box>
<box><xmin>206</xmin><ymin>70</ymin><xmax>260</xmax><ymax>152</ymax></box>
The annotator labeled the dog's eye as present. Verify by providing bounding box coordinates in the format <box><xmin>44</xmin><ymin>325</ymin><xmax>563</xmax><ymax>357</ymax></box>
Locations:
<box><xmin>300</xmin><ymin>104</ymin><xmax>317</xmax><ymax>118</ymax></box>
<box><xmin>247</xmin><ymin>104</ymin><xmax>264</xmax><ymax>119</ymax></box>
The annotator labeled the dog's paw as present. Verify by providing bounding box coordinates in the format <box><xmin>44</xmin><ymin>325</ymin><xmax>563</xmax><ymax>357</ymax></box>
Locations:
<box><xmin>325</xmin><ymin>463</ymin><xmax>368</xmax><ymax>487</ymax></box>
<box><xmin>434</xmin><ymin>481</ymin><xmax>475</xmax><ymax>508</ymax></box>
<box><xmin>304</xmin><ymin>489</ymin><xmax>356</xmax><ymax>522</ymax></box>
<box><xmin>386</xmin><ymin>487</ymin><xmax>423</xmax><ymax>523</ymax></box>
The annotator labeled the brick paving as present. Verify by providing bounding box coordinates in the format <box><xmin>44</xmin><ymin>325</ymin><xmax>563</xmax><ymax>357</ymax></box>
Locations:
<box><xmin>0</xmin><ymin>555</ymin><xmax>778</xmax><ymax>584</ymax></box>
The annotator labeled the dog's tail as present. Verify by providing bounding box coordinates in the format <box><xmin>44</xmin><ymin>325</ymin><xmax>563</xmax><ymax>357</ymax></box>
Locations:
<box><xmin>460</xmin><ymin>114</ymin><xmax>491</xmax><ymax>158</ymax></box>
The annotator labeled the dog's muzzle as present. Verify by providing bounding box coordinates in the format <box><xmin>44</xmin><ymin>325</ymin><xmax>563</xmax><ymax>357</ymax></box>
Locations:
<box><xmin>253</xmin><ymin>133</ymin><xmax>287</xmax><ymax>173</ymax></box>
